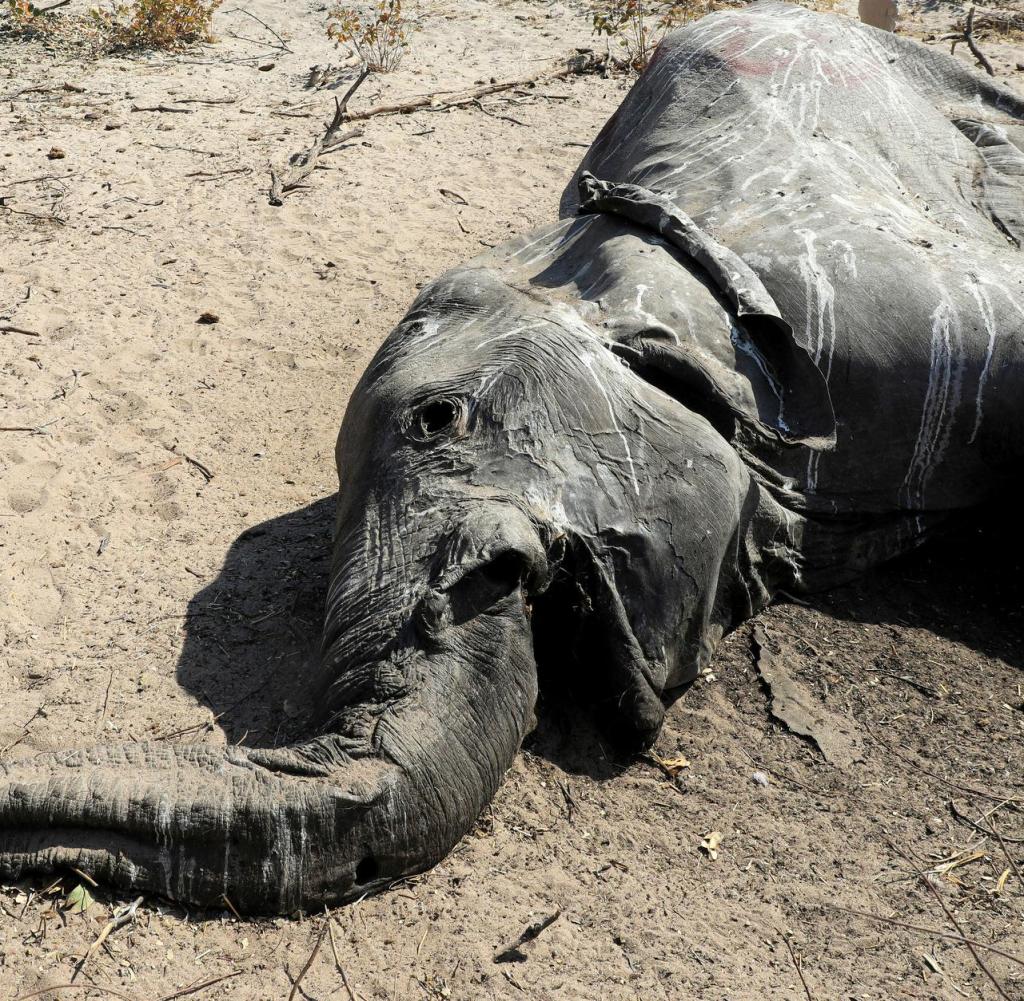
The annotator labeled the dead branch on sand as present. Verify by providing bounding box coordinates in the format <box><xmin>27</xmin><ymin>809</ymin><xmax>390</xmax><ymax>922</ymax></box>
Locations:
<box><xmin>342</xmin><ymin>50</ymin><xmax>606</xmax><ymax>124</ymax></box>
<box><xmin>266</xmin><ymin>51</ymin><xmax>608</xmax><ymax>206</ymax></box>
<box><xmin>268</xmin><ymin>67</ymin><xmax>369</xmax><ymax>206</ymax></box>
<box><xmin>942</xmin><ymin>6</ymin><xmax>995</xmax><ymax>75</ymax></box>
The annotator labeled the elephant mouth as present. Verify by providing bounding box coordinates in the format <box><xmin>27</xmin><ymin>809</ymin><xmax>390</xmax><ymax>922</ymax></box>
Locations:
<box><xmin>528</xmin><ymin>536</ymin><xmax>666</xmax><ymax>750</ymax></box>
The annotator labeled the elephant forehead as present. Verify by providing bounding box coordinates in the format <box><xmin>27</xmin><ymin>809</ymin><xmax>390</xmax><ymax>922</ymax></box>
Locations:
<box><xmin>367</xmin><ymin>299</ymin><xmax>621</xmax><ymax>405</ymax></box>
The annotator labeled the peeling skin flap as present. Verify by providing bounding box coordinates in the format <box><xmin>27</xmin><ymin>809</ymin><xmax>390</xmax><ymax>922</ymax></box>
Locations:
<box><xmin>577</xmin><ymin>171</ymin><xmax>837</xmax><ymax>450</ymax></box>
<box><xmin>578</xmin><ymin>171</ymin><xmax>785</xmax><ymax>326</ymax></box>
<box><xmin>752</xmin><ymin>626</ymin><xmax>864</xmax><ymax>769</ymax></box>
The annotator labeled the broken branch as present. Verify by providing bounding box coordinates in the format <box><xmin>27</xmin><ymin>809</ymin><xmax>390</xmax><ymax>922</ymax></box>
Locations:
<box><xmin>948</xmin><ymin>7</ymin><xmax>995</xmax><ymax>76</ymax></box>
<box><xmin>343</xmin><ymin>52</ymin><xmax>605</xmax><ymax>125</ymax></box>
<box><xmin>268</xmin><ymin>67</ymin><xmax>369</xmax><ymax>205</ymax></box>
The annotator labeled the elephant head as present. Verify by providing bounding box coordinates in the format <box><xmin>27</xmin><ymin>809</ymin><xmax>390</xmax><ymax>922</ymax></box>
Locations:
<box><xmin>0</xmin><ymin>242</ymin><xmax>808</xmax><ymax>912</ymax></box>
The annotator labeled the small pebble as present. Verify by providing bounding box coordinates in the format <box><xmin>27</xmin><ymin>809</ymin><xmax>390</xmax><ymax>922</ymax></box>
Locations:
<box><xmin>752</xmin><ymin>771</ymin><xmax>770</xmax><ymax>788</ymax></box>
<box><xmin>197</xmin><ymin>311</ymin><xmax>220</xmax><ymax>324</ymax></box>
<box><xmin>46</xmin><ymin>146</ymin><xmax>65</xmax><ymax>160</ymax></box>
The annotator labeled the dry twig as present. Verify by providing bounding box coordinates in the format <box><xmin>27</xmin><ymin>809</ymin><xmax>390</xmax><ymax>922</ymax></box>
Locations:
<box><xmin>327</xmin><ymin>915</ymin><xmax>359</xmax><ymax>1001</ymax></box>
<box><xmin>831</xmin><ymin>904</ymin><xmax>1024</xmax><ymax>967</ymax></box>
<box><xmin>267</xmin><ymin>52</ymin><xmax>606</xmax><ymax>205</ymax></box>
<box><xmin>781</xmin><ymin>931</ymin><xmax>815</xmax><ymax>1001</ymax></box>
<box><xmin>343</xmin><ymin>52</ymin><xmax>604</xmax><ymax>125</ymax></box>
<box><xmin>921</xmin><ymin>875</ymin><xmax>1011</xmax><ymax>999</ymax></box>
<box><xmin>13</xmin><ymin>985</ymin><xmax>134</xmax><ymax>1001</ymax></box>
<box><xmin>74</xmin><ymin>896</ymin><xmax>144</xmax><ymax>979</ymax></box>
<box><xmin>287</xmin><ymin>915</ymin><xmax>331</xmax><ymax>1001</ymax></box>
<box><xmin>156</xmin><ymin>970</ymin><xmax>243</xmax><ymax>1001</ymax></box>
<box><xmin>223</xmin><ymin>6</ymin><xmax>292</xmax><ymax>51</ymax></box>
<box><xmin>130</xmin><ymin>104</ymin><xmax>195</xmax><ymax>114</ymax></box>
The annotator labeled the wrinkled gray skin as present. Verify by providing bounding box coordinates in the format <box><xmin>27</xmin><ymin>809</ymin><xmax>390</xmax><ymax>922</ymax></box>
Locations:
<box><xmin>1</xmin><ymin>3</ymin><xmax>1021</xmax><ymax>913</ymax></box>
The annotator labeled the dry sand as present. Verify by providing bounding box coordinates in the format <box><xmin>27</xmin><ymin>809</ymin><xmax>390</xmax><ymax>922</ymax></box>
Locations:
<box><xmin>1</xmin><ymin>1</ymin><xmax>1023</xmax><ymax>998</ymax></box>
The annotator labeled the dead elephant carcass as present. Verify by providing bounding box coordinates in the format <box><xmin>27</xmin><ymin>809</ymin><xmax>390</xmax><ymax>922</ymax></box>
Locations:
<box><xmin>1</xmin><ymin>3</ymin><xmax>1021</xmax><ymax>912</ymax></box>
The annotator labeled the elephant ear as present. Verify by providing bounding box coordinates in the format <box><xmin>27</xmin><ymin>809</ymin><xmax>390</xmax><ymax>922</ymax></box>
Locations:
<box><xmin>578</xmin><ymin>172</ymin><xmax>837</xmax><ymax>450</ymax></box>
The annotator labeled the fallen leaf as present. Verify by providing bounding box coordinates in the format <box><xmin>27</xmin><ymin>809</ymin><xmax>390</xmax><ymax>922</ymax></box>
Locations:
<box><xmin>701</xmin><ymin>830</ymin><xmax>723</xmax><ymax>860</ymax></box>
<box><xmin>64</xmin><ymin>883</ymin><xmax>95</xmax><ymax>913</ymax></box>
<box><xmin>649</xmin><ymin>752</ymin><xmax>690</xmax><ymax>777</ymax></box>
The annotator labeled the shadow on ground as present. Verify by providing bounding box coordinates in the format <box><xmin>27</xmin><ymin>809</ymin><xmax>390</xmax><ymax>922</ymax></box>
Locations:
<box><xmin>806</xmin><ymin>507</ymin><xmax>1023</xmax><ymax>672</ymax></box>
<box><xmin>176</xmin><ymin>497</ymin><xmax>1022</xmax><ymax>761</ymax></box>
<box><xmin>176</xmin><ymin>495</ymin><xmax>336</xmax><ymax>748</ymax></box>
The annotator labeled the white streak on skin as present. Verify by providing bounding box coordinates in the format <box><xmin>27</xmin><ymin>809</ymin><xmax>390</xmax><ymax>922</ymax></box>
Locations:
<box><xmin>902</xmin><ymin>289</ymin><xmax>965</xmax><ymax>506</ymax></box>
<box><xmin>632</xmin><ymin>283</ymin><xmax>666</xmax><ymax>333</ymax></box>
<box><xmin>730</xmin><ymin>324</ymin><xmax>791</xmax><ymax>435</ymax></box>
<box><xmin>830</xmin><ymin>240</ymin><xmax>858</xmax><ymax>280</ymax></box>
<box><xmin>474</xmin><ymin>321</ymin><xmax>548</xmax><ymax>402</ymax></box>
<box><xmin>967</xmin><ymin>281</ymin><xmax>997</xmax><ymax>444</ymax></box>
<box><xmin>580</xmin><ymin>350</ymin><xmax>640</xmax><ymax>496</ymax></box>
<box><xmin>794</xmin><ymin>228</ymin><xmax>836</xmax><ymax>493</ymax></box>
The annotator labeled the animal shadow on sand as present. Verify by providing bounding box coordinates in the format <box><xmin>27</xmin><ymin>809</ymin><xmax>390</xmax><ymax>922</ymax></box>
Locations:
<box><xmin>176</xmin><ymin>498</ymin><xmax>1023</xmax><ymax>767</ymax></box>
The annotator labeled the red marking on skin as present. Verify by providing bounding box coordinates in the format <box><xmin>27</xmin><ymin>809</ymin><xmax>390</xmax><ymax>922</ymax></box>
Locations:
<box><xmin>712</xmin><ymin>20</ymin><xmax>869</xmax><ymax>89</ymax></box>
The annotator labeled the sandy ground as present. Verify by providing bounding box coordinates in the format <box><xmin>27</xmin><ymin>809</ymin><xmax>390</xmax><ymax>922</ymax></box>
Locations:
<box><xmin>1</xmin><ymin>0</ymin><xmax>1023</xmax><ymax>998</ymax></box>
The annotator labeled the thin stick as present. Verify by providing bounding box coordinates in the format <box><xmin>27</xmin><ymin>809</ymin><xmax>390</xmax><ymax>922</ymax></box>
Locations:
<box><xmin>950</xmin><ymin>800</ymin><xmax>1024</xmax><ymax>844</ymax></box>
<box><xmin>830</xmin><ymin>905</ymin><xmax>1024</xmax><ymax>967</ymax></box>
<box><xmin>267</xmin><ymin>52</ymin><xmax>605</xmax><ymax>205</ymax></box>
<box><xmin>96</xmin><ymin>665</ymin><xmax>115</xmax><ymax>735</ymax></box>
<box><xmin>327</xmin><ymin>915</ymin><xmax>359</xmax><ymax>1001</ymax></box>
<box><xmin>130</xmin><ymin>104</ymin><xmax>194</xmax><ymax>114</ymax></box>
<box><xmin>13</xmin><ymin>985</ymin><xmax>134</xmax><ymax>1001</ymax></box>
<box><xmin>171</xmin><ymin>97</ymin><xmax>237</xmax><ymax>105</ymax></box>
<box><xmin>75</xmin><ymin>896</ymin><xmax>144</xmax><ymax>978</ymax></box>
<box><xmin>155</xmin><ymin>970</ymin><xmax>243</xmax><ymax>1001</ymax></box>
<box><xmin>864</xmin><ymin>720</ymin><xmax>1022</xmax><ymax>804</ymax></box>
<box><xmin>781</xmin><ymin>932</ymin><xmax>815</xmax><ymax>1001</ymax></box>
<box><xmin>287</xmin><ymin>915</ymin><xmax>331</xmax><ymax>1001</ymax></box>
<box><xmin>1</xmin><ymin>704</ymin><xmax>46</xmax><ymax>756</ymax></box>
<box><xmin>947</xmin><ymin>7</ymin><xmax>995</xmax><ymax>76</ymax></box>
<box><xmin>964</xmin><ymin>7</ymin><xmax>995</xmax><ymax>76</ymax></box>
<box><xmin>920</xmin><ymin>876</ymin><xmax>1011</xmax><ymax>1000</ymax></box>
<box><xmin>0</xmin><ymin>325</ymin><xmax>40</xmax><ymax>336</ymax></box>
<box><xmin>220</xmin><ymin>893</ymin><xmax>242</xmax><ymax>919</ymax></box>
<box><xmin>343</xmin><ymin>53</ymin><xmax>604</xmax><ymax>125</ymax></box>
<box><xmin>222</xmin><ymin>6</ymin><xmax>292</xmax><ymax>51</ymax></box>
<box><xmin>70</xmin><ymin>867</ymin><xmax>99</xmax><ymax>888</ymax></box>
<box><xmin>991</xmin><ymin>817</ymin><xmax>1024</xmax><ymax>891</ymax></box>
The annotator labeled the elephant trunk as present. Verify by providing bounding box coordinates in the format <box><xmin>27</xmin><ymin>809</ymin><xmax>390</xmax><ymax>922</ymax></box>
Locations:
<box><xmin>0</xmin><ymin>505</ymin><xmax>545</xmax><ymax>912</ymax></box>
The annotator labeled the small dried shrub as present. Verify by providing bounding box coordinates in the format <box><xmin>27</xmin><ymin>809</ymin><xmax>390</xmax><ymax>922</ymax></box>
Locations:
<box><xmin>7</xmin><ymin>0</ymin><xmax>33</xmax><ymax>22</ymax></box>
<box><xmin>327</xmin><ymin>0</ymin><xmax>411</xmax><ymax>73</ymax></box>
<box><xmin>90</xmin><ymin>0</ymin><xmax>222</xmax><ymax>51</ymax></box>
<box><xmin>592</xmin><ymin>0</ymin><xmax>722</xmax><ymax>71</ymax></box>
<box><xmin>5</xmin><ymin>0</ymin><xmax>221</xmax><ymax>51</ymax></box>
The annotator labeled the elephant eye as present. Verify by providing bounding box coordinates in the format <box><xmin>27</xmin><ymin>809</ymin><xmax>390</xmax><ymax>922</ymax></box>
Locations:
<box><xmin>408</xmin><ymin>397</ymin><xmax>464</xmax><ymax>443</ymax></box>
